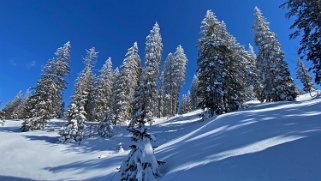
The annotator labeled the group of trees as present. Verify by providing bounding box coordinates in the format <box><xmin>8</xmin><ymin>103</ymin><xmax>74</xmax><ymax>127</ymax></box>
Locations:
<box><xmin>1</xmin><ymin>1</ymin><xmax>321</xmax><ymax>179</ymax></box>
<box><xmin>195</xmin><ymin>7</ymin><xmax>300</xmax><ymax>117</ymax></box>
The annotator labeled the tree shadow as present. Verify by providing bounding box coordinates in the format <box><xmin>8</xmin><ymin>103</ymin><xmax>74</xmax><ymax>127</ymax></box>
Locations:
<box><xmin>24</xmin><ymin>135</ymin><xmax>59</xmax><ymax>144</ymax></box>
<box><xmin>155</xmin><ymin>98</ymin><xmax>321</xmax><ymax>180</ymax></box>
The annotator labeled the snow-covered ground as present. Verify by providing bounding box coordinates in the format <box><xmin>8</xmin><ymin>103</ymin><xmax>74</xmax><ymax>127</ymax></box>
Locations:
<box><xmin>1</xmin><ymin>93</ymin><xmax>321</xmax><ymax>181</ymax></box>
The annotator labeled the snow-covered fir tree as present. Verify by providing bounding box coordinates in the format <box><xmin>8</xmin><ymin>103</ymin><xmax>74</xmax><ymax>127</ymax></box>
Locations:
<box><xmin>179</xmin><ymin>92</ymin><xmax>192</xmax><ymax>114</ymax></box>
<box><xmin>59</xmin><ymin>102</ymin><xmax>86</xmax><ymax>143</ymax></box>
<box><xmin>11</xmin><ymin>89</ymin><xmax>30</xmax><ymax>119</ymax></box>
<box><xmin>171</xmin><ymin>45</ymin><xmax>188</xmax><ymax>115</ymax></box>
<box><xmin>111</xmin><ymin>68</ymin><xmax>121</xmax><ymax>124</ymax></box>
<box><xmin>50</xmin><ymin>41</ymin><xmax>71</xmax><ymax>118</ymax></box>
<box><xmin>113</xmin><ymin>42</ymin><xmax>142</xmax><ymax>123</ymax></box>
<box><xmin>254</xmin><ymin>7</ymin><xmax>297</xmax><ymax>102</ymax></box>
<box><xmin>197</xmin><ymin>10</ymin><xmax>248</xmax><ymax>116</ymax></box>
<box><xmin>190</xmin><ymin>75</ymin><xmax>199</xmax><ymax>110</ymax></box>
<box><xmin>94</xmin><ymin>58</ymin><xmax>114</xmax><ymax>122</ymax></box>
<box><xmin>242</xmin><ymin>43</ymin><xmax>261</xmax><ymax>101</ymax></box>
<box><xmin>247</xmin><ymin>43</ymin><xmax>264</xmax><ymax>102</ymax></box>
<box><xmin>281</xmin><ymin>0</ymin><xmax>321</xmax><ymax>84</ymax></box>
<box><xmin>0</xmin><ymin>91</ymin><xmax>23</xmax><ymax>119</ymax></box>
<box><xmin>70</xmin><ymin>47</ymin><xmax>97</xmax><ymax>122</ymax></box>
<box><xmin>197</xmin><ymin>10</ymin><xmax>225</xmax><ymax>115</ymax></box>
<box><xmin>159</xmin><ymin>46</ymin><xmax>187</xmax><ymax>117</ymax></box>
<box><xmin>120</xmin><ymin>79</ymin><xmax>161</xmax><ymax>180</ymax></box>
<box><xmin>159</xmin><ymin>53</ymin><xmax>174</xmax><ymax>117</ymax></box>
<box><xmin>59</xmin><ymin>48</ymin><xmax>97</xmax><ymax>142</ymax></box>
<box><xmin>98</xmin><ymin>110</ymin><xmax>113</xmax><ymax>138</ymax></box>
<box><xmin>141</xmin><ymin>22</ymin><xmax>163</xmax><ymax>119</ymax></box>
<box><xmin>21</xmin><ymin>42</ymin><xmax>71</xmax><ymax>131</ymax></box>
<box><xmin>296</xmin><ymin>58</ymin><xmax>314</xmax><ymax>94</ymax></box>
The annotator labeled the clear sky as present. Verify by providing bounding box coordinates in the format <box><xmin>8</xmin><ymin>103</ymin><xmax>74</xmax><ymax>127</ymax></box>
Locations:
<box><xmin>0</xmin><ymin>0</ymin><xmax>314</xmax><ymax>106</ymax></box>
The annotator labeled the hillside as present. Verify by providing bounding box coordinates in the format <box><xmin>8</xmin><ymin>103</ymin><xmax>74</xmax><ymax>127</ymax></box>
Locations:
<box><xmin>0</xmin><ymin>93</ymin><xmax>321</xmax><ymax>181</ymax></box>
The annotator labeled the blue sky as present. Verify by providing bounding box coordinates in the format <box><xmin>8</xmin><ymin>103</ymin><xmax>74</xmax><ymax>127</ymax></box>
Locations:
<box><xmin>0</xmin><ymin>0</ymin><xmax>314</xmax><ymax>106</ymax></box>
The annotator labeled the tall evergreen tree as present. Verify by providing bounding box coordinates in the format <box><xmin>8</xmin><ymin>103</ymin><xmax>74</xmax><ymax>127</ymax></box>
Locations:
<box><xmin>254</xmin><ymin>7</ymin><xmax>297</xmax><ymax>102</ymax></box>
<box><xmin>159</xmin><ymin>46</ymin><xmax>188</xmax><ymax>117</ymax></box>
<box><xmin>197</xmin><ymin>10</ymin><xmax>248</xmax><ymax>115</ymax></box>
<box><xmin>190</xmin><ymin>75</ymin><xmax>199</xmax><ymax>110</ymax></box>
<box><xmin>159</xmin><ymin>53</ymin><xmax>174</xmax><ymax>117</ymax></box>
<box><xmin>113</xmin><ymin>42</ymin><xmax>142</xmax><ymax>123</ymax></box>
<box><xmin>59</xmin><ymin>48</ymin><xmax>97</xmax><ymax>142</ymax></box>
<box><xmin>12</xmin><ymin>89</ymin><xmax>31</xmax><ymax>119</ymax></box>
<box><xmin>247</xmin><ymin>43</ymin><xmax>264</xmax><ymax>102</ymax></box>
<box><xmin>94</xmin><ymin>58</ymin><xmax>114</xmax><ymax>122</ymax></box>
<box><xmin>51</xmin><ymin>42</ymin><xmax>71</xmax><ymax>118</ymax></box>
<box><xmin>0</xmin><ymin>91</ymin><xmax>23</xmax><ymax>119</ymax></box>
<box><xmin>21</xmin><ymin>42</ymin><xmax>71</xmax><ymax>131</ymax></box>
<box><xmin>142</xmin><ymin>22</ymin><xmax>163</xmax><ymax>119</ymax></box>
<box><xmin>171</xmin><ymin>45</ymin><xmax>188</xmax><ymax>115</ymax></box>
<box><xmin>121</xmin><ymin>76</ymin><xmax>161</xmax><ymax>181</ymax></box>
<box><xmin>197</xmin><ymin>10</ymin><xmax>225</xmax><ymax>115</ymax></box>
<box><xmin>281</xmin><ymin>0</ymin><xmax>321</xmax><ymax>84</ymax></box>
<box><xmin>111</xmin><ymin>68</ymin><xmax>121</xmax><ymax>124</ymax></box>
<box><xmin>296</xmin><ymin>58</ymin><xmax>314</xmax><ymax>94</ymax></box>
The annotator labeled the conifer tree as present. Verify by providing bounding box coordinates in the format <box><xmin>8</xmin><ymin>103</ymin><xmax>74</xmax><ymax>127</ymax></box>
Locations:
<box><xmin>296</xmin><ymin>58</ymin><xmax>314</xmax><ymax>94</ymax></box>
<box><xmin>171</xmin><ymin>45</ymin><xmax>188</xmax><ymax>115</ymax></box>
<box><xmin>0</xmin><ymin>91</ymin><xmax>23</xmax><ymax>119</ymax></box>
<box><xmin>21</xmin><ymin>42</ymin><xmax>71</xmax><ymax>131</ymax></box>
<box><xmin>51</xmin><ymin>42</ymin><xmax>71</xmax><ymax>118</ymax></box>
<box><xmin>281</xmin><ymin>0</ymin><xmax>321</xmax><ymax>84</ymax></box>
<box><xmin>121</xmin><ymin>25</ymin><xmax>164</xmax><ymax>179</ymax></box>
<box><xmin>98</xmin><ymin>110</ymin><xmax>113</xmax><ymax>138</ymax></box>
<box><xmin>94</xmin><ymin>58</ymin><xmax>114</xmax><ymax>122</ymax></box>
<box><xmin>113</xmin><ymin>42</ymin><xmax>142</xmax><ymax>123</ymax></box>
<box><xmin>121</xmin><ymin>76</ymin><xmax>161</xmax><ymax>181</ymax></box>
<box><xmin>142</xmin><ymin>22</ymin><xmax>163</xmax><ymax>119</ymax></box>
<box><xmin>190</xmin><ymin>75</ymin><xmax>199</xmax><ymax>110</ymax></box>
<box><xmin>111</xmin><ymin>68</ymin><xmax>121</xmax><ymax>123</ymax></box>
<box><xmin>159</xmin><ymin>46</ymin><xmax>187</xmax><ymax>117</ymax></box>
<box><xmin>197</xmin><ymin>10</ymin><xmax>248</xmax><ymax>115</ymax></box>
<box><xmin>159</xmin><ymin>53</ymin><xmax>174</xmax><ymax>117</ymax></box>
<box><xmin>12</xmin><ymin>89</ymin><xmax>30</xmax><ymax>119</ymax></box>
<box><xmin>254</xmin><ymin>7</ymin><xmax>297</xmax><ymax>102</ymax></box>
<box><xmin>59</xmin><ymin>48</ymin><xmax>97</xmax><ymax>142</ymax></box>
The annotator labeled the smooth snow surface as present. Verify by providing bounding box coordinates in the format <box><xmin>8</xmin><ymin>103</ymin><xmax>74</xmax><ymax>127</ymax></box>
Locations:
<box><xmin>1</xmin><ymin>93</ymin><xmax>321</xmax><ymax>180</ymax></box>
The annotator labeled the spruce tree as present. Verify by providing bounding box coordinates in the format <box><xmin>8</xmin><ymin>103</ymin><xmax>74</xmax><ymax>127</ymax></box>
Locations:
<box><xmin>171</xmin><ymin>45</ymin><xmax>188</xmax><ymax>115</ymax></box>
<box><xmin>120</xmin><ymin>77</ymin><xmax>161</xmax><ymax>181</ymax></box>
<box><xmin>111</xmin><ymin>68</ymin><xmax>121</xmax><ymax>124</ymax></box>
<box><xmin>113</xmin><ymin>42</ymin><xmax>142</xmax><ymax>123</ymax></box>
<box><xmin>94</xmin><ymin>58</ymin><xmax>114</xmax><ymax>122</ymax></box>
<box><xmin>22</xmin><ymin>61</ymin><xmax>60</xmax><ymax>131</ymax></box>
<box><xmin>296</xmin><ymin>58</ymin><xmax>314</xmax><ymax>94</ymax></box>
<box><xmin>0</xmin><ymin>91</ymin><xmax>23</xmax><ymax>119</ymax></box>
<box><xmin>254</xmin><ymin>7</ymin><xmax>297</xmax><ymax>102</ymax></box>
<box><xmin>98</xmin><ymin>110</ymin><xmax>113</xmax><ymax>138</ymax></box>
<box><xmin>190</xmin><ymin>75</ymin><xmax>199</xmax><ymax>110</ymax></box>
<box><xmin>142</xmin><ymin>22</ymin><xmax>163</xmax><ymax>119</ymax></box>
<box><xmin>159</xmin><ymin>46</ymin><xmax>187</xmax><ymax>117</ymax></box>
<box><xmin>197</xmin><ymin>10</ymin><xmax>248</xmax><ymax>115</ymax></box>
<box><xmin>60</xmin><ymin>48</ymin><xmax>97</xmax><ymax>142</ymax></box>
<box><xmin>159</xmin><ymin>53</ymin><xmax>174</xmax><ymax>117</ymax></box>
<box><xmin>21</xmin><ymin>42</ymin><xmax>71</xmax><ymax>131</ymax></box>
<box><xmin>281</xmin><ymin>0</ymin><xmax>321</xmax><ymax>84</ymax></box>
<box><xmin>197</xmin><ymin>10</ymin><xmax>225</xmax><ymax>115</ymax></box>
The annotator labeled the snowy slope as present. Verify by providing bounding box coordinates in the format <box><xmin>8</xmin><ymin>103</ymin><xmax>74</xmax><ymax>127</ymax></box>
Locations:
<box><xmin>1</xmin><ymin>93</ymin><xmax>321</xmax><ymax>181</ymax></box>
